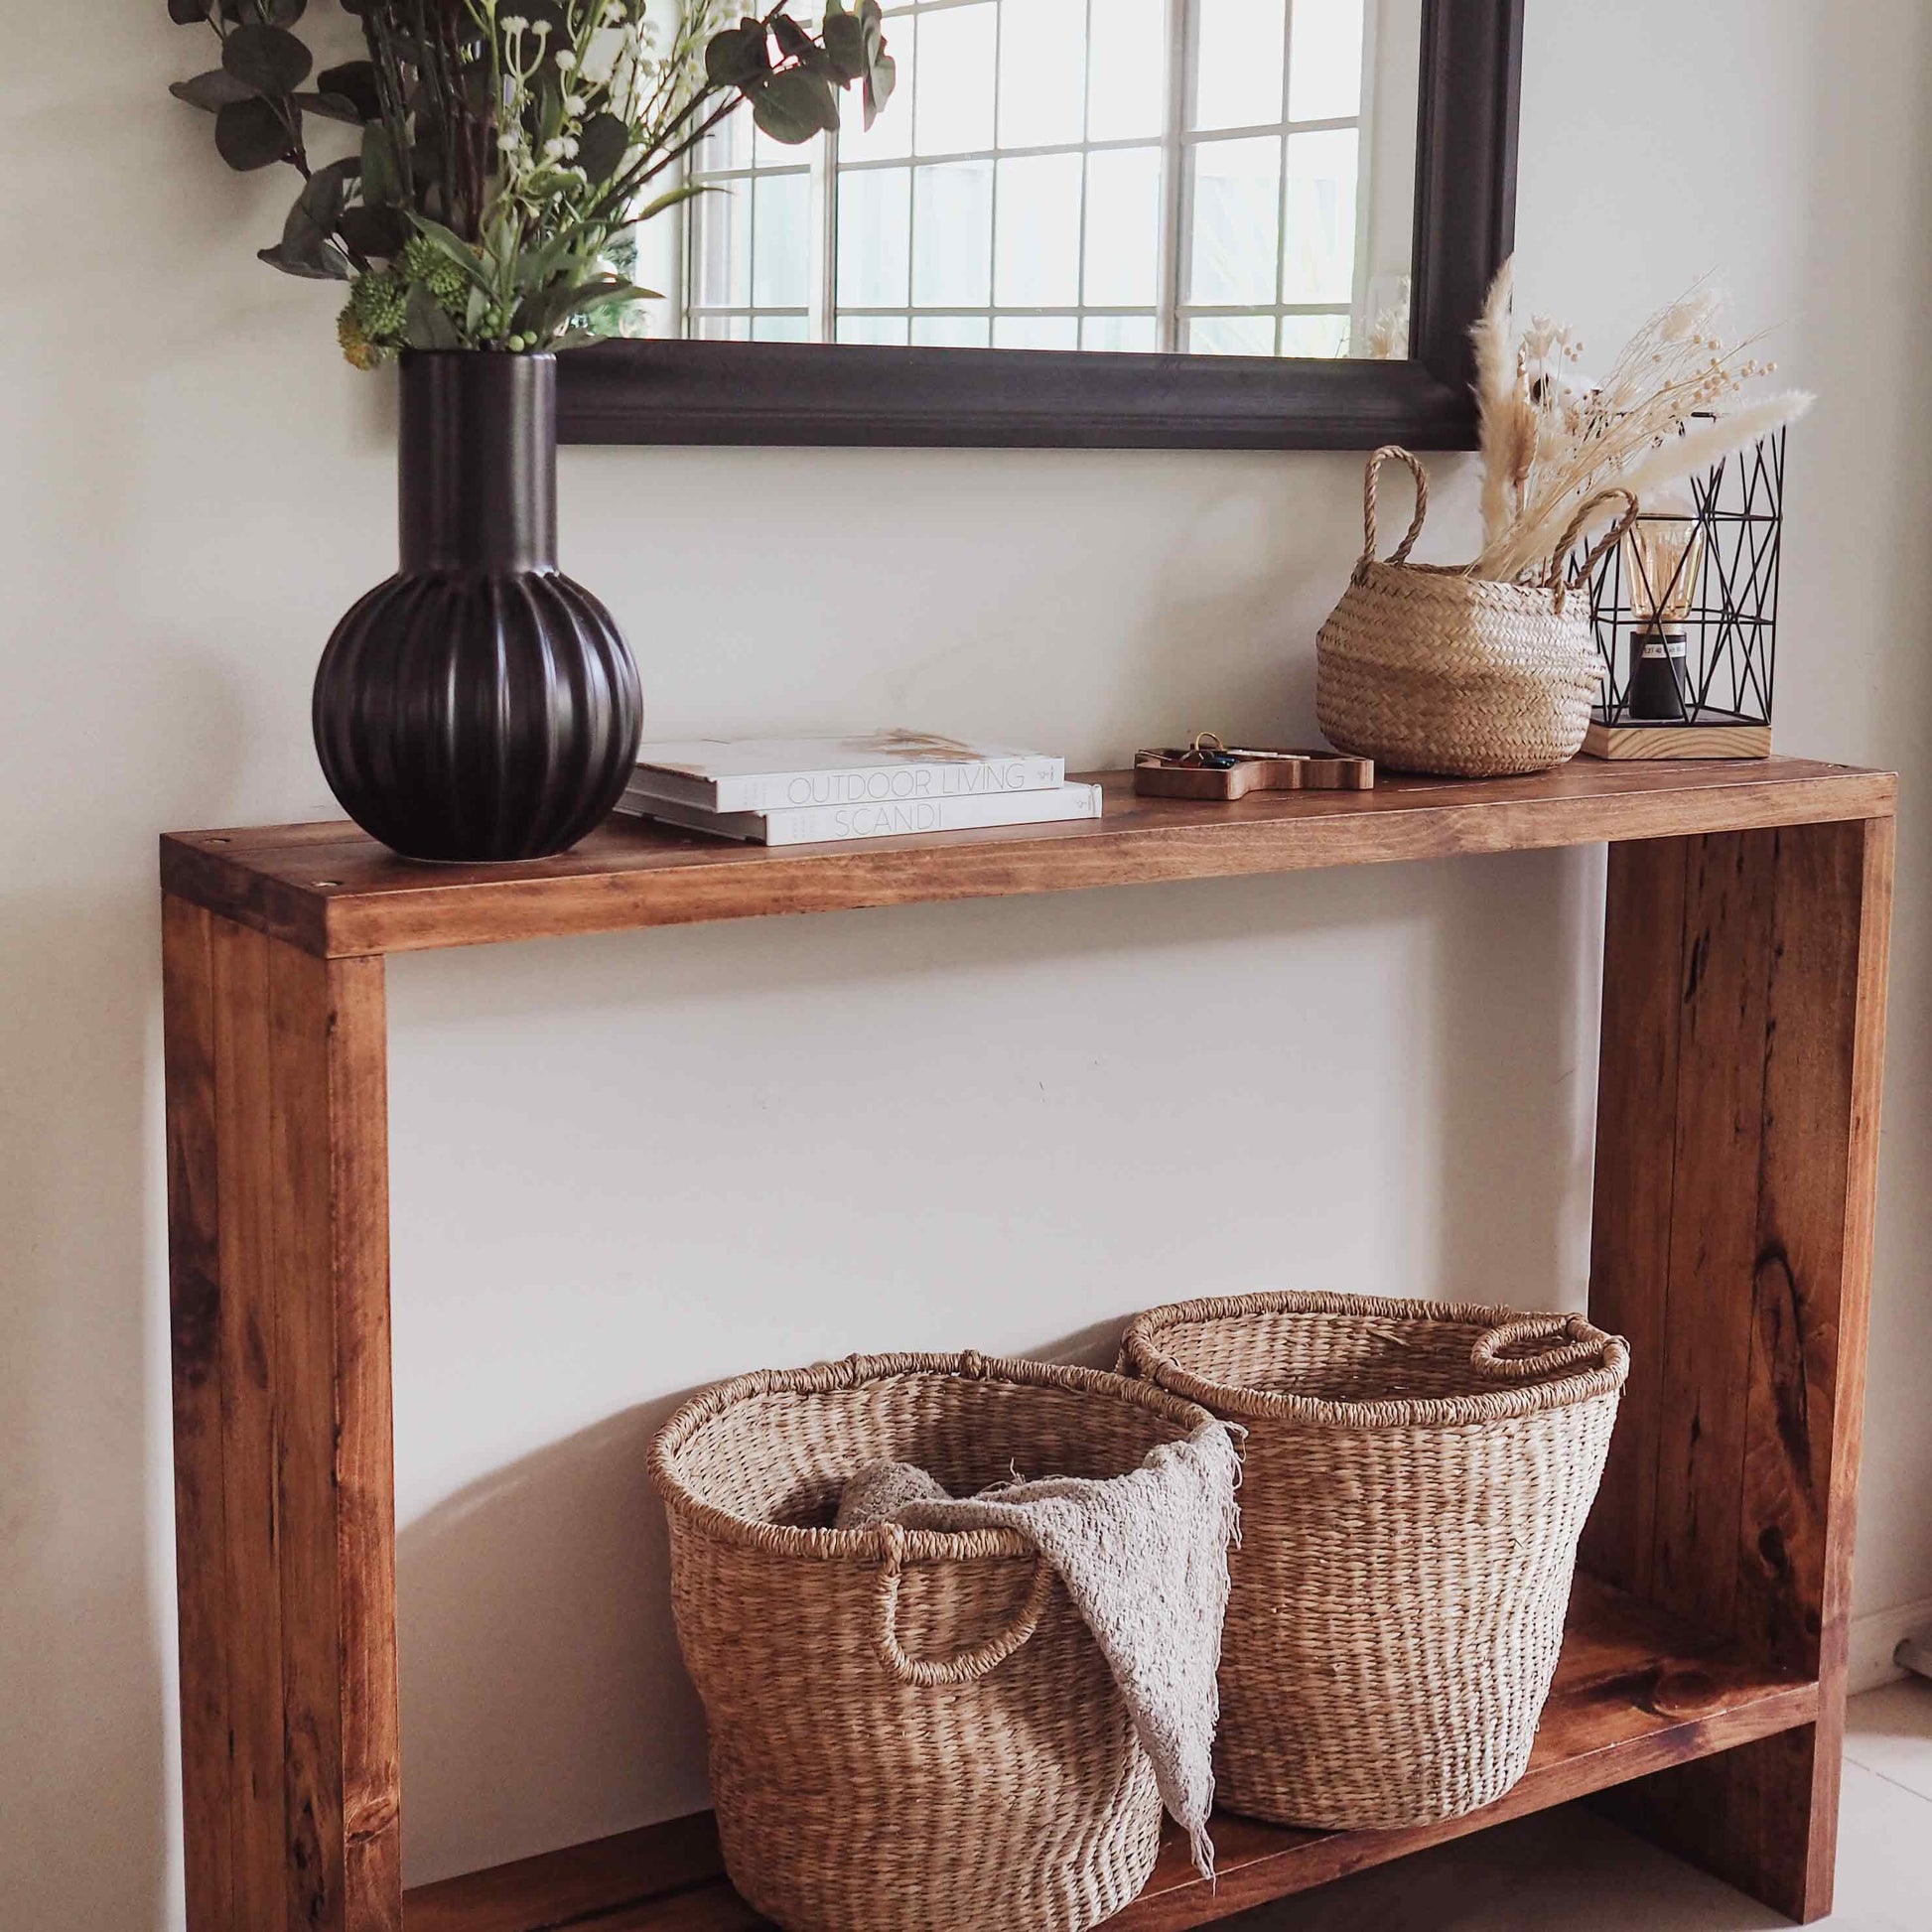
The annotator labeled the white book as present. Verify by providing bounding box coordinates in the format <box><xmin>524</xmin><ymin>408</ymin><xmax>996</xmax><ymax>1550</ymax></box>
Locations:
<box><xmin>631</xmin><ymin>782</ymin><xmax>1104</xmax><ymax>847</ymax></box>
<box><xmin>625</xmin><ymin>732</ymin><xmax>1065</xmax><ymax>814</ymax></box>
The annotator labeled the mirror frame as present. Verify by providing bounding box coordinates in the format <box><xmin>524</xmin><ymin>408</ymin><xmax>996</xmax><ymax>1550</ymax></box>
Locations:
<box><xmin>557</xmin><ymin>0</ymin><xmax>1520</xmax><ymax>451</ymax></box>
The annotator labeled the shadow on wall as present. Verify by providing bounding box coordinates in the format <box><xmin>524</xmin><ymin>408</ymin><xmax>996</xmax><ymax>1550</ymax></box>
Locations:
<box><xmin>397</xmin><ymin>1398</ymin><xmax>710</xmax><ymax>1888</ymax></box>
<box><xmin>566</xmin><ymin>443</ymin><xmax>1406</xmax><ymax>781</ymax></box>
<box><xmin>388</xmin><ymin>846</ymin><xmax>1602</xmax><ymax>1886</ymax></box>
<box><xmin>1435</xmin><ymin>843</ymin><xmax>1602</xmax><ymax>1311</ymax></box>
<box><xmin>0</xmin><ymin>887</ymin><xmax>173</xmax><ymax>1929</ymax></box>
<box><xmin>1792</xmin><ymin>0</ymin><xmax>1932</xmax><ymax>1621</ymax></box>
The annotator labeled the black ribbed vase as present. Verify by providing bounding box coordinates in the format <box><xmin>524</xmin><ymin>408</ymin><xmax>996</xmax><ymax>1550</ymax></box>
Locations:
<box><xmin>314</xmin><ymin>351</ymin><xmax>642</xmax><ymax>862</ymax></box>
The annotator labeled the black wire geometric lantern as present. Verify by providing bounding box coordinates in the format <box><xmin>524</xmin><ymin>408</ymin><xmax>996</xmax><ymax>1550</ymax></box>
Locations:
<box><xmin>1580</xmin><ymin>428</ymin><xmax>1785</xmax><ymax>758</ymax></box>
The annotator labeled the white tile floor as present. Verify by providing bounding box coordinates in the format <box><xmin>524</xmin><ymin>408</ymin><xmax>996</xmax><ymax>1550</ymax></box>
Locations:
<box><xmin>1229</xmin><ymin>1681</ymin><xmax>1932</xmax><ymax>1931</ymax></box>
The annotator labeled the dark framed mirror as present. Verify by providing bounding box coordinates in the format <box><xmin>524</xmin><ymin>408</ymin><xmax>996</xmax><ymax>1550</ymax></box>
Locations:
<box><xmin>558</xmin><ymin>0</ymin><xmax>1519</xmax><ymax>450</ymax></box>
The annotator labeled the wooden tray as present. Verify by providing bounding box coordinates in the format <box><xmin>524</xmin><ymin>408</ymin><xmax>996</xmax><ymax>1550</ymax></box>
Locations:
<box><xmin>1135</xmin><ymin>745</ymin><xmax>1374</xmax><ymax>800</ymax></box>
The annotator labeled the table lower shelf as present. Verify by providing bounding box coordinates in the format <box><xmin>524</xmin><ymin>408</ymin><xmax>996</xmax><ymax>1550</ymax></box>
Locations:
<box><xmin>402</xmin><ymin>1575</ymin><xmax>1819</xmax><ymax>1932</ymax></box>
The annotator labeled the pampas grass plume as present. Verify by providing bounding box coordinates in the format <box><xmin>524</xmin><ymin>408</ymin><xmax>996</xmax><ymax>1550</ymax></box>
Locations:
<box><xmin>1465</xmin><ymin>266</ymin><xmax>1810</xmax><ymax>584</ymax></box>
<box><xmin>1472</xmin><ymin>256</ymin><xmax>1518</xmax><ymax>548</ymax></box>
<box><xmin>1614</xmin><ymin>391</ymin><xmax>1814</xmax><ymax>507</ymax></box>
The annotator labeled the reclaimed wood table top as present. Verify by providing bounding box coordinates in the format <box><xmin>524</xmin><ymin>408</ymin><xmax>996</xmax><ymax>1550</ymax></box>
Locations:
<box><xmin>160</xmin><ymin>758</ymin><xmax>1896</xmax><ymax>958</ymax></box>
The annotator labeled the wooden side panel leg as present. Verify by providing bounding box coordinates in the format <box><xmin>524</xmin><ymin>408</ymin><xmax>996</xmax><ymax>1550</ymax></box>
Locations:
<box><xmin>166</xmin><ymin>897</ymin><xmax>402</xmax><ymax>1932</ymax></box>
<box><xmin>1584</xmin><ymin>820</ymin><xmax>1892</xmax><ymax>1922</ymax></box>
<box><xmin>166</xmin><ymin>897</ymin><xmax>234</xmax><ymax>1931</ymax></box>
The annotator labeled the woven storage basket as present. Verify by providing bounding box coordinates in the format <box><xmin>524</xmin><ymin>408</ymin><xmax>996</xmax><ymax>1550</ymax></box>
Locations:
<box><xmin>650</xmin><ymin>1350</ymin><xmax>1219</xmax><ymax>1932</ymax></box>
<box><xmin>1120</xmin><ymin>1292</ymin><xmax>1628</xmax><ymax>1831</ymax></box>
<box><xmin>1316</xmin><ymin>447</ymin><xmax>1638</xmax><ymax>778</ymax></box>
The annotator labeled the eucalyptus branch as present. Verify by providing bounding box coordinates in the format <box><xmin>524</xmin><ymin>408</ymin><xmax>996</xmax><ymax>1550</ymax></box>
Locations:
<box><xmin>590</xmin><ymin>2</ymin><xmax>815</xmax><ymax>226</ymax></box>
<box><xmin>629</xmin><ymin>92</ymin><xmax>739</xmax><ymax>192</ymax></box>
<box><xmin>581</xmin><ymin>86</ymin><xmax>733</xmax><ymax>230</ymax></box>
<box><xmin>363</xmin><ymin>2</ymin><xmax>420</xmax><ymax>206</ymax></box>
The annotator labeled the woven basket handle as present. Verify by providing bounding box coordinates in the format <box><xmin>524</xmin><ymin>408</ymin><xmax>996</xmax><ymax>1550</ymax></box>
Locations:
<box><xmin>1471</xmin><ymin>1312</ymin><xmax>1617</xmax><ymax>1382</ymax></box>
<box><xmin>1543</xmin><ymin>487</ymin><xmax>1641</xmax><ymax>603</ymax></box>
<box><xmin>872</xmin><ymin>1521</ymin><xmax>1055</xmax><ymax>1688</ymax></box>
<box><xmin>1357</xmin><ymin>445</ymin><xmax>1431</xmax><ymax>579</ymax></box>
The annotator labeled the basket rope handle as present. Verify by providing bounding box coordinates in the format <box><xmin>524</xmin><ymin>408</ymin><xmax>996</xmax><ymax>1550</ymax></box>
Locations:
<box><xmin>1470</xmin><ymin>1312</ymin><xmax>1616</xmax><ymax>1382</ymax></box>
<box><xmin>872</xmin><ymin>1521</ymin><xmax>1056</xmax><ymax>1688</ymax></box>
<box><xmin>1542</xmin><ymin>487</ymin><xmax>1641</xmax><ymax>605</ymax></box>
<box><xmin>1357</xmin><ymin>445</ymin><xmax>1430</xmax><ymax>580</ymax></box>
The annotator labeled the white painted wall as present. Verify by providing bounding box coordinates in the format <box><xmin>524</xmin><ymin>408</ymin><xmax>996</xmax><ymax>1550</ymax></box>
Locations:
<box><xmin>3</xmin><ymin>2</ymin><xmax>1929</xmax><ymax>1923</ymax></box>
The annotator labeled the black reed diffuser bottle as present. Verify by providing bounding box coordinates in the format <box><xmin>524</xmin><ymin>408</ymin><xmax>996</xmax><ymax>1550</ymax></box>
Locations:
<box><xmin>314</xmin><ymin>352</ymin><xmax>642</xmax><ymax>863</ymax></box>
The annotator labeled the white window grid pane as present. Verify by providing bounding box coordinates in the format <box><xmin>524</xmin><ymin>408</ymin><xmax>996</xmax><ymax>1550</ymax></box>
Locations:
<box><xmin>1192</xmin><ymin>0</ymin><xmax>1289</xmax><ymax>134</ymax></box>
<box><xmin>999</xmin><ymin>0</ymin><xmax>1086</xmax><ymax>149</ymax></box>
<box><xmin>683</xmin><ymin>0</ymin><xmax>1381</xmax><ymax>359</ymax></box>
<box><xmin>683</xmin><ymin>140</ymin><xmax>820</xmax><ymax>336</ymax></box>
<box><xmin>865</xmin><ymin>0</ymin><xmax>1101</xmax><ymax>340</ymax></box>
<box><xmin>912</xmin><ymin>2</ymin><xmax>998</xmax><ymax>156</ymax></box>
<box><xmin>1172</xmin><ymin>0</ymin><xmax>1372</xmax><ymax>356</ymax></box>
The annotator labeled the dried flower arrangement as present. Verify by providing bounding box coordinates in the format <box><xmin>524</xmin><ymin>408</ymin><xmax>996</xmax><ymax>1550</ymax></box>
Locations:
<box><xmin>1469</xmin><ymin>259</ymin><xmax>1812</xmax><ymax>585</ymax></box>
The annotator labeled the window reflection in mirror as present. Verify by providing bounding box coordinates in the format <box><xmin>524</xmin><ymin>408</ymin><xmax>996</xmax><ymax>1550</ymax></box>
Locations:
<box><xmin>629</xmin><ymin>0</ymin><xmax>1420</xmax><ymax>358</ymax></box>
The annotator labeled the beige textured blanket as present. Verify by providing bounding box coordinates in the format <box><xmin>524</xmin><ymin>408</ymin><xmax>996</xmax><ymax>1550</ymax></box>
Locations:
<box><xmin>837</xmin><ymin>1420</ymin><xmax>1242</xmax><ymax>1879</ymax></box>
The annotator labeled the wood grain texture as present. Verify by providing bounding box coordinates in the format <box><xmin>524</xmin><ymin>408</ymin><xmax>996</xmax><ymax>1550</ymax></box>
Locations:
<box><xmin>1580</xmin><ymin>838</ymin><xmax>1688</xmax><ymax>1596</ymax></box>
<box><xmin>165</xmin><ymin>897</ymin><xmax>232</xmax><ymax>1932</ymax></box>
<box><xmin>166</xmin><ymin>900</ymin><xmax>400</xmax><ymax>1932</ymax></box>
<box><xmin>1582</xmin><ymin>721</ymin><xmax>1773</xmax><ymax>761</ymax></box>
<box><xmin>209</xmin><ymin>913</ymin><xmax>288</xmax><ymax>1928</ymax></box>
<box><xmin>1585</xmin><ymin>817</ymin><xmax>1894</xmax><ymax>1922</ymax></box>
<box><xmin>397</xmin><ymin>1578</ymin><xmax>1816</xmax><ymax>1932</ymax></box>
<box><xmin>1653</xmin><ymin>831</ymin><xmax>1780</xmax><ymax>1637</ymax></box>
<box><xmin>403</xmin><ymin>1815</ymin><xmax>734</xmax><ymax>1932</ymax></box>
<box><xmin>1739</xmin><ymin>820</ymin><xmax>1871</xmax><ymax>1675</ymax></box>
<box><xmin>160</xmin><ymin>760</ymin><xmax>1896</xmax><ymax>959</ymax></box>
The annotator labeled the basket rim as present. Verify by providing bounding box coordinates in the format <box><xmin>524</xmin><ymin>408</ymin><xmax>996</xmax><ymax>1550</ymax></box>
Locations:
<box><xmin>1121</xmin><ymin>1291</ymin><xmax>1629</xmax><ymax>1429</ymax></box>
<box><xmin>650</xmin><ymin>1349</ymin><xmax>1220</xmax><ymax>1565</ymax></box>
<box><xmin>1346</xmin><ymin>557</ymin><xmax>1587</xmax><ymax>611</ymax></box>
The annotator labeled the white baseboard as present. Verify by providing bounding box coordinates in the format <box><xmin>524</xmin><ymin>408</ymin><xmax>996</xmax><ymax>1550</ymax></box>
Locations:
<box><xmin>1850</xmin><ymin>1595</ymin><xmax>1932</xmax><ymax>1692</ymax></box>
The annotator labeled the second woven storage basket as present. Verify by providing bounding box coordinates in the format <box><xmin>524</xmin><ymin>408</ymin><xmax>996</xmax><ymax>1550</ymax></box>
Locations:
<box><xmin>1121</xmin><ymin>1292</ymin><xmax>1628</xmax><ymax>1830</ymax></box>
<box><xmin>1316</xmin><ymin>447</ymin><xmax>1638</xmax><ymax>778</ymax></box>
<box><xmin>650</xmin><ymin>1351</ymin><xmax>1218</xmax><ymax>1932</ymax></box>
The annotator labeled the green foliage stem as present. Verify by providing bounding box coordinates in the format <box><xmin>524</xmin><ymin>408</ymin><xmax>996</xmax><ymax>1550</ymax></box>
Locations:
<box><xmin>166</xmin><ymin>0</ymin><xmax>905</xmax><ymax>367</ymax></box>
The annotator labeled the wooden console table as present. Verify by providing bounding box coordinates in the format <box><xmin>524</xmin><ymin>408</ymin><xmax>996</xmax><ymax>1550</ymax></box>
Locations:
<box><xmin>161</xmin><ymin>758</ymin><xmax>1895</xmax><ymax>1931</ymax></box>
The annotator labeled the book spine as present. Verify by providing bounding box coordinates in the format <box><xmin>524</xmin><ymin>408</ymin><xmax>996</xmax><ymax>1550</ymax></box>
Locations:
<box><xmin>756</xmin><ymin>783</ymin><xmax>1101</xmax><ymax>846</ymax></box>
<box><xmin>710</xmin><ymin>756</ymin><xmax>1064</xmax><ymax>814</ymax></box>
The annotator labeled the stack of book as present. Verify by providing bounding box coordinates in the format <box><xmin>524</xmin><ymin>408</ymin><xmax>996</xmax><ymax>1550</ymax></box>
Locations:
<box><xmin>618</xmin><ymin>732</ymin><xmax>1102</xmax><ymax>846</ymax></box>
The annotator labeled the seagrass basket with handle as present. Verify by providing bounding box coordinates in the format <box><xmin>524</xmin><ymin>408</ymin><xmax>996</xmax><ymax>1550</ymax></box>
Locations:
<box><xmin>1316</xmin><ymin>447</ymin><xmax>1639</xmax><ymax>778</ymax></box>
<box><xmin>1120</xmin><ymin>1292</ymin><xmax>1628</xmax><ymax>1831</ymax></box>
<box><xmin>650</xmin><ymin>1350</ymin><xmax>1219</xmax><ymax>1932</ymax></box>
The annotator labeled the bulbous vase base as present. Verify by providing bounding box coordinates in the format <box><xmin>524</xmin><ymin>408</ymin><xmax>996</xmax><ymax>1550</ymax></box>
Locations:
<box><xmin>314</xmin><ymin>567</ymin><xmax>642</xmax><ymax>864</ymax></box>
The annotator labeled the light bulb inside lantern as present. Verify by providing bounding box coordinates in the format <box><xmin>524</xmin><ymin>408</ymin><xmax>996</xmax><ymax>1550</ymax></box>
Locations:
<box><xmin>1622</xmin><ymin>509</ymin><xmax>1704</xmax><ymax>721</ymax></box>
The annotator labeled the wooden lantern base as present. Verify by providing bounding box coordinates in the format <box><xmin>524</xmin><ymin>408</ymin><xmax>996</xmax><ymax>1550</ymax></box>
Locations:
<box><xmin>1582</xmin><ymin>716</ymin><xmax>1773</xmax><ymax>761</ymax></box>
